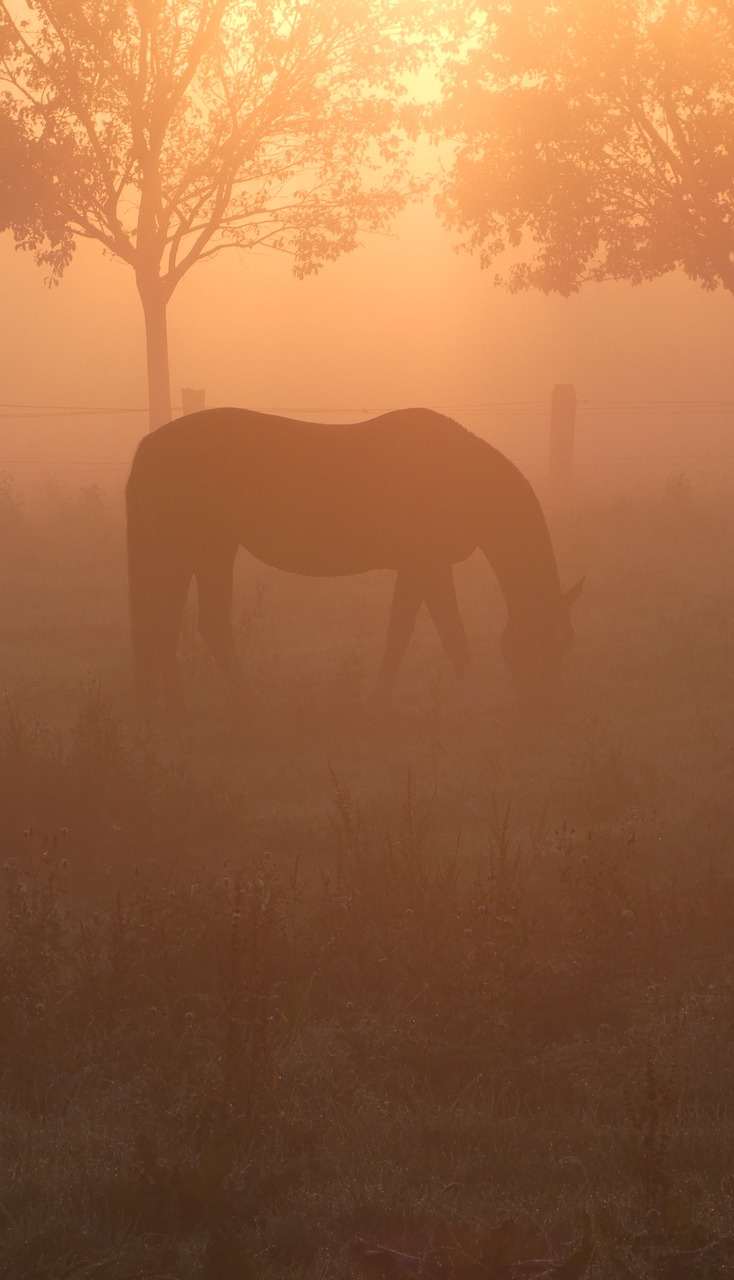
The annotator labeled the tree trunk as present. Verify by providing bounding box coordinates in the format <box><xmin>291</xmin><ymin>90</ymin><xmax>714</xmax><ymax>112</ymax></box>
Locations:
<box><xmin>138</xmin><ymin>280</ymin><xmax>172</xmax><ymax>430</ymax></box>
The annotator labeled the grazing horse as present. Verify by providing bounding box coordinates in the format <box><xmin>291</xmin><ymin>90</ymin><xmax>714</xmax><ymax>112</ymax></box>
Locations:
<box><xmin>126</xmin><ymin>407</ymin><xmax>582</xmax><ymax>714</ymax></box>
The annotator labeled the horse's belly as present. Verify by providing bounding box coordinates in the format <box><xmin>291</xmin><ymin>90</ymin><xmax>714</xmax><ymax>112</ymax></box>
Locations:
<box><xmin>242</xmin><ymin>533</ymin><xmax>477</xmax><ymax>578</ymax></box>
<box><xmin>247</xmin><ymin>544</ymin><xmax>382</xmax><ymax>577</ymax></box>
<box><xmin>235</xmin><ymin>496</ymin><xmax>478</xmax><ymax>576</ymax></box>
<box><xmin>240</xmin><ymin>525</ymin><xmax>384</xmax><ymax>577</ymax></box>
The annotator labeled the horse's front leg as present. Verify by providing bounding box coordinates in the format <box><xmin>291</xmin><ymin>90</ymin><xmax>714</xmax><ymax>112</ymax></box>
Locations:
<box><xmin>375</xmin><ymin>568</ymin><xmax>426</xmax><ymax>703</ymax></box>
<box><xmin>423</xmin><ymin>563</ymin><xmax>471</xmax><ymax>678</ymax></box>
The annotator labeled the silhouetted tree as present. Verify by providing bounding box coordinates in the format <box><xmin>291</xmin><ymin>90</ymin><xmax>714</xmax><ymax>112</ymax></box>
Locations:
<box><xmin>0</xmin><ymin>0</ymin><xmax>432</xmax><ymax>426</ymax></box>
<box><xmin>436</xmin><ymin>1</ymin><xmax>734</xmax><ymax>297</ymax></box>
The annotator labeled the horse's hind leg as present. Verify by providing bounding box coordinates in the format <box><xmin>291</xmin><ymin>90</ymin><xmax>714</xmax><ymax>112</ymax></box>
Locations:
<box><xmin>130</xmin><ymin>545</ymin><xmax>192</xmax><ymax>717</ymax></box>
<box><xmin>194</xmin><ymin>541</ymin><xmax>244</xmax><ymax>707</ymax></box>
<box><xmin>377</xmin><ymin>569</ymin><xmax>426</xmax><ymax>697</ymax></box>
<box><xmin>424</xmin><ymin>564</ymin><xmax>471</xmax><ymax>677</ymax></box>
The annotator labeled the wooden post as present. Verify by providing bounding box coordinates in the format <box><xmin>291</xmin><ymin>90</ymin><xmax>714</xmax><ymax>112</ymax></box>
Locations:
<box><xmin>180</xmin><ymin>387</ymin><xmax>206</xmax><ymax>416</ymax></box>
<box><xmin>549</xmin><ymin>384</ymin><xmax>576</xmax><ymax>507</ymax></box>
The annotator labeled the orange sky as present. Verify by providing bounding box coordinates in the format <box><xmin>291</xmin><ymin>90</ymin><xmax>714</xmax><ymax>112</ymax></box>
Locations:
<box><xmin>1</xmin><ymin>192</ymin><xmax>733</xmax><ymax>492</ymax></box>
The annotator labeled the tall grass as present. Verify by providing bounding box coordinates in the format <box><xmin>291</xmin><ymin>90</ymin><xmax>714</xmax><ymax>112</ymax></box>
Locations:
<box><xmin>0</xmin><ymin>480</ymin><xmax>733</xmax><ymax>1276</ymax></box>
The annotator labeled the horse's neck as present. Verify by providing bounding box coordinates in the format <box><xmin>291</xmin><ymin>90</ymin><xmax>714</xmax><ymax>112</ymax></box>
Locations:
<box><xmin>483</xmin><ymin>503</ymin><xmax>563</xmax><ymax>630</ymax></box>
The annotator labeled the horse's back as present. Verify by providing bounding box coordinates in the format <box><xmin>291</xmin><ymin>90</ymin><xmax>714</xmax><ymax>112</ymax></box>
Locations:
<box><xmin>130</xmin><ymin>405</ymin><xmax>485</xmax><ymax>467</ymax></box>
<box><xmin>126</xmin><ymin>407</ymin><xmax>508</xmax><ymax>573</ymax></box>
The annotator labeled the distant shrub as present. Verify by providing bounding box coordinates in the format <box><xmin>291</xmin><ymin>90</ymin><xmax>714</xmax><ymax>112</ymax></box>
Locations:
<box><xmin>34</xmin><ymin>478</ymin><xmax>116</xmax><ymax>561</ymax></box>
<box><xmin>662</xmin><ymin>472</ymin><xmax>692</xmax><ymax>512</ymax></box>
<box><xmin>0</xmin><ymin>471</ymin><xmax>27</xmax><ymax>555</ymax></box>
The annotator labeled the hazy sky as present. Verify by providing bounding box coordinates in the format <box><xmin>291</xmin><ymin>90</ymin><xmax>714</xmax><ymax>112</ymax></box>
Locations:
<box><xmin>2</xmin><ymin>191</ymin><xmax>733</xmax><ymax>490</ymax></box>
<box><xmin>2</xmin><ymin>0</ymin><xmax>734</xmax><ymax>502</ymax></box>
<box><xmin>3</xmin><ymin>192</ymin><xmax>733</xmax><ymax>405</ymax></box>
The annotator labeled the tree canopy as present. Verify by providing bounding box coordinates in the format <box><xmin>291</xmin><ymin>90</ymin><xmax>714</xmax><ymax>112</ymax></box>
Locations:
<box><xmin>0</xmin><ymin>0</ymin><xmax>434</xmax><ymax>425</ymax></box>
<box><xmin>435</xmin><ymin>0</ymin><xmax>734</xmax><ymax>297</ymax></box>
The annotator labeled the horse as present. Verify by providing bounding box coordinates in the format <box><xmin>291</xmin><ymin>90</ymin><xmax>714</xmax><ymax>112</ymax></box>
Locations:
<box><xmin>126</xmin><ymin>406</ymin><xmax>582</xmax><ymax>715</ymax></box>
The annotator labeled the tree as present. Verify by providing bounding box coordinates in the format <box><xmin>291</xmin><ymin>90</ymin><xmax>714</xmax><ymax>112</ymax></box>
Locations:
<box><xmin>435</xmin><ymin>1</ymin><xmax>734</xmax><ymax>298</ymax></box>
<box><xmin>0</xmin><ymin>0</ymin><xmax>431</xmax><ymax>426</ymax></box>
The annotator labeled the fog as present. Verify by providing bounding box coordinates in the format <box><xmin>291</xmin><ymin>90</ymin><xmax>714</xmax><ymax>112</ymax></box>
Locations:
<box><xmin>4</xmin><ymin>10</ymin><xmax>734</xmax><ymax>1265</ymax></box>
<box><xmin>2</xmin><ymin>194</ymin><xmax>733</xmax><ymax>501</ymax></box>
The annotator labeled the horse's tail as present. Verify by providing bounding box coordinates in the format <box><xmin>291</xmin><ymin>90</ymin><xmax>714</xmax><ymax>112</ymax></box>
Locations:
<box><xmin>126</xmin><ymin>436</ymin><xmax>166</xmax><ymax>712</ymax></box>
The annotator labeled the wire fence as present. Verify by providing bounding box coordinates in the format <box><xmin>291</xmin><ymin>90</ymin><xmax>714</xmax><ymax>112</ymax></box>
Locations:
<box><xmin>1</xmin><ymin>398</ymin><xmax>733</xmax><ymax>496</ymax></box>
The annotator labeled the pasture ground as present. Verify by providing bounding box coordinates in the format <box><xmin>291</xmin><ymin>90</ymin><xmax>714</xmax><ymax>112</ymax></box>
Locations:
<box><xmin>0</xmin><ymin>471</ymin><xmax>733</xmax><ymax>1279</ymax></box>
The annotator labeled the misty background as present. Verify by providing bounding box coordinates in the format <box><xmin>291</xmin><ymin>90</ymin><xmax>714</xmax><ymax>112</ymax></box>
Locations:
<box><xmin>2</xmin><ymin>192</ymin><xmax>733</xmax><ymax>502</ymax></box>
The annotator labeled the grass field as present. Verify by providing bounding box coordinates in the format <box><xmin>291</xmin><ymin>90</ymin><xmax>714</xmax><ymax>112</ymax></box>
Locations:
<box><xmin>0</xmin><ymin>470</ymin><xmax>733</xmax><ymax>1279</ymax></box>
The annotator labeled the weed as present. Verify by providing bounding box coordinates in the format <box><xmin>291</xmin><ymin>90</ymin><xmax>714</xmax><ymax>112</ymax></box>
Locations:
<box><xmin>0</xmin><ymin>471</ymin><xmax>27</xmax><ymax>556</ymax></box>
<box><xmin>0</xmin><ymin>493</ymin><xmax>733</xmax><ymax>1276</ymax></box>
<box><xmin>623</xmin><ymin>1057</ymin><xmax>677</xmax><ymax>1212</ymax></box>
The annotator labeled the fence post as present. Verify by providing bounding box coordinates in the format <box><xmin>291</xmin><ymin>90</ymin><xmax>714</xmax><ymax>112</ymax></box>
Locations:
<box><xmin>548</xmin><ymin>384</ymin><xmax>576</xmax><ymax>508</ymax></box>
<box><xmin>180</xmin><ymin>387</ymin><xmax>206</xmax><ymax>416</ymax></box>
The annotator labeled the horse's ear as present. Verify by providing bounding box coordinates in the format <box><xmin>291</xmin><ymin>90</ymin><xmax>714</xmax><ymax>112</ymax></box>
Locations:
<box><xmin>564</xmin><ymin>576</ymin><xmax>585</xmax><ymax>607</ymax></box>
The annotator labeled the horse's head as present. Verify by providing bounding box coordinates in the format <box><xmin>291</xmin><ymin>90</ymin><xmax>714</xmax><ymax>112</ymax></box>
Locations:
<box><xmin>500</xmin><ymin>578</ymin><xmax>584</xmax><ymax>705</ymax></box>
